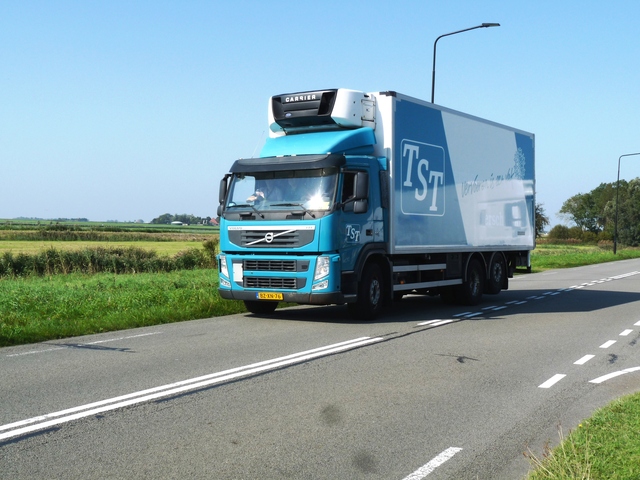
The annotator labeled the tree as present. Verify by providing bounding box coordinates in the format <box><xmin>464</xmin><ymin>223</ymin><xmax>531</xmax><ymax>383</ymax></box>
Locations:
<box><xmin>616</xmin><ymin>178</ymin><xmax>640</xmax><ymax>246</ymax></box>
<box><xmin>534</xmin><ymin>203</ymin><xmax>550</xmax><ymax>238</ymax></box>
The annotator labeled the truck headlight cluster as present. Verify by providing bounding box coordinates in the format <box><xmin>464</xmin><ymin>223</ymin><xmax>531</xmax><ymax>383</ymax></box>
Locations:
<box><xmin>314</xmin><ymin>256</ymin><xmax>330</xmax><ymax>280</ymax></box>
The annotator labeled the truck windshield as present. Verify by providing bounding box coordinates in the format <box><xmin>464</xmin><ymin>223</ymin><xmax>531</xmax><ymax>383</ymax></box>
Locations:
<box><xmin>226</xmin><ymin>169</ymin><xmax>338</xmax><ymax>212</ymax></box>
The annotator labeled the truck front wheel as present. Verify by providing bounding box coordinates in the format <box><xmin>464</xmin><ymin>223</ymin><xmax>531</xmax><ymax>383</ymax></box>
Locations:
<box><xmin>348</xmin><ymin>263</ymin><xmax>383</xmax><ymax>320</ymax></box>
<box><xmin>457</xmin><ymin>259</ymin><xmax>484</xmax><ymax>306</ymax></box>
<box><xmin>244</xmin><ymin>300</ymin><xmax>278</xmax><ymax>315</ymax></box>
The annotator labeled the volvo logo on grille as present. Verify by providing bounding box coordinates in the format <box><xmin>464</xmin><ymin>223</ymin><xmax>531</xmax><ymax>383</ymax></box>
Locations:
<box><xmin>264</xmin><ymin>232</ymin><xmax>274</xmax><ymax>243</ymax></box>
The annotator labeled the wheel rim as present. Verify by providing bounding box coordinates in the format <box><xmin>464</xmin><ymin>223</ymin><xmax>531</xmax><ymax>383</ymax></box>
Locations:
<box><xmin>370</xmin><ymin>278</ymin><xmax>381</xmax><ymax>306</ymax></box>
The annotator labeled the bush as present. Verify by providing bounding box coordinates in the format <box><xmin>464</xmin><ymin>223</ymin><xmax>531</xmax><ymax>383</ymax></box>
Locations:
<box><xmin>548</xmin><ymin>225</ymin><xmax>570</xmax><ymax>240</ymax></box>
<box><xmin>0</xmin><ymin>246</ymin><xmax>215</xmax><ymax>278</ymax></box>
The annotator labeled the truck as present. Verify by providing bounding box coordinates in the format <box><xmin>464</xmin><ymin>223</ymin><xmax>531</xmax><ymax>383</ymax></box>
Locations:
<box><xmin>216</xmin><ymin>89</ymin><xmax>535</xmax><ymax>320</ymax></box>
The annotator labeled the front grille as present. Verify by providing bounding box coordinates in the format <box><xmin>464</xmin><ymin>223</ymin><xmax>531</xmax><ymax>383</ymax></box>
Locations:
<box><xmin>228</xmin><ymin>226</ymin><xmax>315</xmax><ymax>248</ymax></box>
<box><xmin>245</xmin><ymin>277</ymin><xmax>297</xmax><ymax>289</ymax></box>
<box><xmin>244</xmin><ymin>260</ymin><xmax>296</xmax><ymax>272</ymax></box>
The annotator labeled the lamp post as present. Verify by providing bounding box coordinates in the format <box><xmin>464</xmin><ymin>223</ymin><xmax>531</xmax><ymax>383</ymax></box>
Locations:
<box><xmin>614</xmin><ymin>152</ymin><xmax>640</xmax><ymax>254</ymax></box>
<box><xmin>431</xmin><ymin>23</ymin><xmax>500</xmax><ymax>104</ymax></box>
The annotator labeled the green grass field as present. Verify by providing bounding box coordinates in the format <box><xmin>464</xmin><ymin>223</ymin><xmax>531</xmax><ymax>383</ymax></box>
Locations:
<box><xmin>0</xmin><ymin>240</ymin><xmax>206</xmax><ymax>255</ymax></box>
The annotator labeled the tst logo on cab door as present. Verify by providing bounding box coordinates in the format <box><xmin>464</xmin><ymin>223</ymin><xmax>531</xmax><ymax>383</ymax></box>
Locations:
<box><xmin>400</xmin><ymin>139</ymin><xmax>445</xmax><ymax>216</ymax></box>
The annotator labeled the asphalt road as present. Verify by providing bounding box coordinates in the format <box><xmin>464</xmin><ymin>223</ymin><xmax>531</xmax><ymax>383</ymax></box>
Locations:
<box><xmin>2</xmin><ymin>259</ymin><xmax>640</xmax><ymax>479</ymax></box>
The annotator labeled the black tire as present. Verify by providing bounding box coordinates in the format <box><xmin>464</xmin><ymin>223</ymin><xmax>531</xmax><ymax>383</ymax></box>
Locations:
<box><xmin>485</xmin><ymin>255</ymin><xmax>506</xmax><ymax>295</ymax></box>
<box><xmin>456</xmin><ymin>258</ymin><xmax>484</xmax><ymax>306</ymax></box>
<box><xmin>348</xmin><ymin>263</ymin><xmax>384</xmax><ymax>320</ymax></box>
<box><xmin>244</xmin><ymin>300</ymin><xmax>278</xmax><ymax>315</ymax></box>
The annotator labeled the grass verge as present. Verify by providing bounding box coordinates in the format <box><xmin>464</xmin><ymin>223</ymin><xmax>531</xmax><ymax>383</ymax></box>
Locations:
<box><xmin>526</xmin><ymin>392</ymin><xmax>640</xmax><ymax>479</ymax></box>
<box><xmin>530</xmin><ymin>244</ymin><xmax>640</xmax><ymax>272</ymax></box>
<box><xmin>0</xmin><ymin>269</ymin><xmax>245</xmax><ymax>347</ymax></box>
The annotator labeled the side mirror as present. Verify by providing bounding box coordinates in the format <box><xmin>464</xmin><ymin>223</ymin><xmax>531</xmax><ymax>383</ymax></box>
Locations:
<box><xmin>219</xmin><ymin>176</ymin><xmax>228</xmax><ymax>204</ymax></box>
<box><xmin>354</xmin><ymin>171</ymin><xmax>369</xmax><ymax>200</ymax></box>
<box><xmin>353</xmin><ymin>199</ymin><xmax>368</xmax><ymax>214</ymax></box>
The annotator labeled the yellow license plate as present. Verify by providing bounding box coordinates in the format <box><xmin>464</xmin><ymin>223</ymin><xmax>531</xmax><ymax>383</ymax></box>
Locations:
<box><xmin>257</xmin><ymin>292</ymin><xmax>283</xmax><ymax>300</ymax></box>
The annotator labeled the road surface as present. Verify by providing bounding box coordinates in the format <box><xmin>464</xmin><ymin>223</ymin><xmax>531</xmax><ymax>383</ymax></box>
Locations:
<box><xmin>2</xmin><ymin>259</ymin><xmax>640</xmax><ymax>479</ymax></box>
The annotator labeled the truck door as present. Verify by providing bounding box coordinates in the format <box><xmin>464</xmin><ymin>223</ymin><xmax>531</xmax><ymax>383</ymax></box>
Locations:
<box><xmin>339</xmin><ymin>170</ymin><xmax>373</xmax><ymax>271</ymax></box>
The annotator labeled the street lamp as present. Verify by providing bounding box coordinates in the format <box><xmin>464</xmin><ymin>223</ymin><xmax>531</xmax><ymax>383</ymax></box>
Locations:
<box><xmin>614</xmin><ymin>152</ymin><xmax>640</xmax><ymax>254</ymax></box>
<box><xmin>431</xmin><ymin>23</ymin><xmax>500</xmax><ymax>104</ymax></box>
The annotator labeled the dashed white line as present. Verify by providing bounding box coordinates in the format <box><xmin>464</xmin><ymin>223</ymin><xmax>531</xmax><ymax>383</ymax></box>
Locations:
<box><xmin>600</xmin><ymin>340</ymin><xmax>617</xmax><ymax>349</ymax></box>
<box><xmin>402</xmin><ymin>447</ymin><xmax>463</xmax><ymax>480</ymax></box>
<box><xmin>635</xmin><ymin>321</ymin><xmax>640</xmax><ymax>327</ymax></box>
<box><xmin>539</xmin><ymin>374</ymin><xmax>566</xmax><ymax>389</ymax></box>
<box><xmin>620</xmin><ymin>329</ymin><xmax>633</xmax><ymax>336</ymax></box>
<box><xmin>574</xmin><ymin>355</ymin><xmax>595</xmax><ymax>365</ymax></box>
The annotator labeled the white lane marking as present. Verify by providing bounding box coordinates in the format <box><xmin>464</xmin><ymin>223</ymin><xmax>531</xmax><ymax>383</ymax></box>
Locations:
<box><xmin>402</xmin><ymin>447</ymin><xmax>463</xmax><ymax>480</ymax></box>
<box><xmin>635</xmin><ymin>321</ymin><xmax>640</xmax><ymax>327</ymax></box>
<box><xmin>0</xmin><ymin>336</ymin><xmax>383</xmax><ymax>441</ymax></box>
<box><xmin>417</xmin><ymin>320</ymin><xmax>453</xmax><ymax>327</ymax></box>
<box><xmin>538</xmin><ymin>374</ymin><xmax>566</xmax><ymax>389</ymax></box>
<box><xmin>482</xmin><ymin>305</ymin><xmax>498</xmax><ymax>310</ymax></box>
<box><xmin>620</xmin><ymin>329</ymin><xmax>633</xmax><ymax>336</ymax></box>
<box><xmin>464</xmin><ymin>312</ymin><xmax>483</xmax><ymax>318</ymax></box>
<box><xmin>491</xmin><ymin>306</ymin><xmax>507</xmax><ymax>311</ymax></box>
<box><xmin>574</xmin><ymin>354</ymin><xmax>595</xmax><ymax>365</ymax></box>
<box><xmin>453</xmin><ymin>312</ymin><xmax>472</xmax><ymax>317</ymax></box>
<box><xmin>5</xmin><ymin>332</ymin><xmax>162</xmax><ymax>358</ymax></box>
<box><xmin>417</xmin><ymin>319</ymin><xmax>443</xmax><ymax>326</ymax></box>
<box><xmin>590</xmin><ymin>367</ymin><xmax>640</xmax><ymax>384</ymax></box>
<box><xmin>515</xmin><ymin>301</ymin><xmax>527</xmax><ymax>305</ymax></box>
<box><xmin>600</xmin><ymin>340</ymin><xmax>617</xmax><ymax>349</ymax></box>
<box><xmin>574</xmin><ymin>355</ymin><xmax>595</xmax><ymax>365</ymax></box>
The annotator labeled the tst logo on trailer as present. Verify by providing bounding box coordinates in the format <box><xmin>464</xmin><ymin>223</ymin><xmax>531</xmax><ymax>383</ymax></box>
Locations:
<box><xmin>400</xmin><ymin>139</ymin><xmax>445</xmax><ymax>216</ymax></box>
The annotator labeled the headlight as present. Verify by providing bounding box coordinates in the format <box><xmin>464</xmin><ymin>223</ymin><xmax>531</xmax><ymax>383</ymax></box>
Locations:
<box><xmin>314</xmin><ymin>256</ymin><xmax>330</xmax><ymax>280</ymax></box>
<box><xmin>219</xmin><ymin>255</ymin><xmax>229</xmax><ymax>278</ymax></box>
<box><xmin>312</xmin><ymin>280</ymin><xmax>328</xmax><ymax>291</ymax></box>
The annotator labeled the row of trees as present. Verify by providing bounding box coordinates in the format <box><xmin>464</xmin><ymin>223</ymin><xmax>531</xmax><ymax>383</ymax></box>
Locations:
<box><xmin>150</xmin><ymin>213</ymin><xmax>213</xmax><ymax>225</ymax></box>
<box><xmin>548</xmin><ymin>178</ymin><xmax>640</xmax><ymax>246</ymax></box>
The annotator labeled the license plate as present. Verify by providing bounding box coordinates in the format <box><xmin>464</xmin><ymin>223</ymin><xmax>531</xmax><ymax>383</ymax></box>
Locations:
<box><xmin>257</xmin><ymin>292</ymin><xmax>283</xmax><ymax>300</ymax></box>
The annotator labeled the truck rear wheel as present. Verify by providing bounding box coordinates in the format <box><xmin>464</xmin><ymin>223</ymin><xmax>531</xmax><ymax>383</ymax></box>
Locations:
<box><xmin>244</xmin><ymin>300</ymin><xmax>278</xmax><ymax>315</ymax></box>
<box><xmin>486</xmin><ymin>255</ymin><xmax>506</xmax><ymax>294</ymax></box>
<box><xmin>457</xmin><ymin>259</ymin><xmax>484</xmax><ymax>306</ymax></box>
<box><xmin>348</xmin><ymin>263</ymin><xmax>383</xmax><ymax>320</ymax></box>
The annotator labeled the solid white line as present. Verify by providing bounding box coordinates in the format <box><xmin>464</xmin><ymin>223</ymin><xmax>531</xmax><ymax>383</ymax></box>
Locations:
<box><xmin>402</xmin><ymin>447</ymin><xmax>463</xmax><ymax>480</ymax></box>
<box><xmin>417</xmin><ymin>319</ymin><xmax>443</xmax><ymax>326</ymax></box>
<box><xmin>600</xmin><ymin>340</ymin><xmax>616</xmax><ymax>349</ymax></box>
<box><xmin>0</xmin><ymin>336</ymin><xmax>382</xmax><ymax>441</ymax></box>
<box><xmin>538</xmin><ymin>374</ymin><xmax>566</xmax><ymax>389</ymax></box>
<box><xmin>430</xmin><ymin>320</ymin><xmax>454</xmax><ymax>327</ymax></box>
<box><xmin>620</xmin><ymin>329</ymin><xmax>633</xmax><ymax>336</ymax></box>
<box><xmin>574</xmin><ymin>355</ymin><xmax>595</xmax><ymax>365</ymax></box>
<box><xmin>5</xmin><ymin>332</ymin><xmax>163</xmax><ymax>357</ymax></box>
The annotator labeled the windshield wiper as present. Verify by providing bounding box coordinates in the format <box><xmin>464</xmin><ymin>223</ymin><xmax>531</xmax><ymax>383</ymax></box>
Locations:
<box><xmin>230</xmin><ymin>203</ymin><xmax>264</xmax><ymax>218</ymax></box>
<box><xmin>271</xmin><ymin>203</ymin><xmax>316</xmax><ymax>218</ymax></box>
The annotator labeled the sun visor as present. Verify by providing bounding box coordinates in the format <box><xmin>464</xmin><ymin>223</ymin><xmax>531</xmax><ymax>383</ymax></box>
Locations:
<box><xmin>230</xmin><ymin>153</ymin><xmax>346</xmax><ymax>173</ymax></box>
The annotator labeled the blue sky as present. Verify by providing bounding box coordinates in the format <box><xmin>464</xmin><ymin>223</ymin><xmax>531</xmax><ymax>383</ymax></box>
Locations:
<box><xmin>2</xmin><ymin>0</ymin><xmax>639</xmax><ymax>226</ymax></box>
